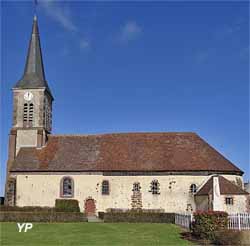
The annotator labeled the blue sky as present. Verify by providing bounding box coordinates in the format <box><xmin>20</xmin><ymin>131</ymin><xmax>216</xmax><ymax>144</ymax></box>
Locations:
<box><xmin>1</xmin><ymin>1</ymin><xmax>249</xmax><ymax>196</ymax></box>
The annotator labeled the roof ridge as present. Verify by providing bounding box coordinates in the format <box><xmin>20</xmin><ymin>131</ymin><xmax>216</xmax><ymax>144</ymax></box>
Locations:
<box><xmin>50</xmin><ymin>132</ymin><xmax>198</xmax><ymax>137</ymax></box>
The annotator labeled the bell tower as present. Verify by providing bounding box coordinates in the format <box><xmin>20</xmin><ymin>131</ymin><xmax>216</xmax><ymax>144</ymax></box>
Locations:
<box><xmin>12</xmin><ymin>15</ymin><xmax>53</xmax><ymax>154</ymax></box>
<box><xmin>5</xmin><ymin>15</ymin><xmax>53</xmax><ymax>205</ymax></box>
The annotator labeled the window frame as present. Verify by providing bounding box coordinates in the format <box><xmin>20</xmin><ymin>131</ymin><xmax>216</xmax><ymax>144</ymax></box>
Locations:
<box><xmin>190</xmin><ymin>184</ymin><xmax>197</xmax><ymax>194</ymax></box>
<box><xmin>29</xmin><ymin>103</ymin><xmax>34</xmax><ymax>123</ymax></box>
<box><xmin>23</xmin><ymin>103</ymin><xmax>28</xmax><ymax>126</ymax></box>
<box><xmin>225</xmin><ymin>197</ymin><xmax>234</xmax><ymax>205</ymax></box>
<box><xmin>150</xmin><ymin>180</ymin><xmax>160</xmax><ymax>195</ymax></box>
<box><xmin>132</xmin><ymin>182</ymin><xmax>141</xmax><ymax>192</ymax></box>
<box><xmin>101</xmin><ymin>180</ymin><xmax>110</xmax><ymax>195</ymax></box>
<box><xmin>60</xmin><ymin>176</ymin><xmax>74</xmax><ymax>198</ymax></box>
<box><xmin>23</xmin><ymin>103</ymin><xmax>34</xmax><ymax>127</ymax></box>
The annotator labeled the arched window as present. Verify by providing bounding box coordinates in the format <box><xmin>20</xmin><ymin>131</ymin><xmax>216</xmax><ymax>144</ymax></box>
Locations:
<box><xmin>150</xmin><ymin>180</ymin><xmax>160</xmax><ymax>195</ymax></box>
<box><xmin>190</xmin><ymin>184</ymin><xmax>197</xmax><ymax>194</ymax></box>
<box><xmin>61</xmin><ymin>177</ymin><xmax>74</xmax><ymax>197</ymax></box>
<box><xmin>102</xmin><ymin>180</ymin><xmax>109</xmax><ymax>195</ymax></box>
<box><xmin>132</xmin><ymin>182</ymin><xmax>141</xmax><ymax>192</ymax></box>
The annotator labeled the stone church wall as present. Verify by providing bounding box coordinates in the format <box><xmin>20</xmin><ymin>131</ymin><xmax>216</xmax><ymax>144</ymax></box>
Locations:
<box><xmin>14</xmin><ymin>173</ymin><xmax>244</xmax><ymax>214</ymax></box>
<box><xmin>13</xmin><ymin>89</ymin><xmax>45</xmax><ymax>129</ymax></box>
<box><xmin>16</xmin><ymin>130</ymin><xmax>38</xmax><ymax>154</ymax></box>
<box><xmin>221</xmin><ymin>195</ymin><xmax>248</xmax><ymax>213</ymax></box>
<box><xmin>195</xmin><ymin>195</ymin><xmax>209</xmax><ymax>211</ymax></box>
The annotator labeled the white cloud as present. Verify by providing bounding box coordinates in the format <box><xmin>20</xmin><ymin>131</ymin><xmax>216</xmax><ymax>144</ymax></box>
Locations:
<box><xmin>214</xmin><ymin>18</ymin><xmax>247</xmax><ymax>40</ymax></box>
<box><xmin>80</xmin><ymin>39</ymin><xmax>90</xmax><ymax>51</ymax></box>
<box><xmin>39</xmin><ymin>1</ymin><xmax>92</xmax><ymax>52</ymax></box>
<box><xmin>40</xmin><ymin>1</ymin><xmax>77</xmax><ymax>32</ymax></box>
<box><xmin>120</xmin><ymin>21</ymin><xmax>142</xmax><ymax>43</ymax></box>
<box><xmin>194</xmin><ymin>18</ymin><xmax>248</xmax><ymax>64</ymax></box>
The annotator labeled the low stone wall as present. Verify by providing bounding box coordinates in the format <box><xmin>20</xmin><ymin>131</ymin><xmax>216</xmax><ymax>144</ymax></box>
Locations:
<box><xmin>214</xmin><ymin>230</ymin><xmax>250</xmax><ymax>245</ymax></box>
<box><xmin>240</xmin><ymin>231</ymin><xmax>250</xmax><ymax>245</ymax></box>
<box><xmin>102</xmin><ymin>212</ymin><xmax>175</xmax><ymax>223</ymax></box>
<box><xmin>0</xmin><ymin>211</ymin><xmax>87</xmax><ymax>222</ymax></box>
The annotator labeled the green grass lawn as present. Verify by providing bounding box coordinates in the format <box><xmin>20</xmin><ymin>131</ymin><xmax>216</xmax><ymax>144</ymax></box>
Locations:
<box><xmin>0</xmin><ymin>222</ymin><xmax>193</xmax><ymax>246</ymax></box>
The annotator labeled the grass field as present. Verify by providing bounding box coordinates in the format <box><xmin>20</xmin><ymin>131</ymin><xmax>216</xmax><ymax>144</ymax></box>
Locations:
<box><xmin>0</xmin><ymin>222</ymin><xmax>193</xmax><ymax>246</ymax></box>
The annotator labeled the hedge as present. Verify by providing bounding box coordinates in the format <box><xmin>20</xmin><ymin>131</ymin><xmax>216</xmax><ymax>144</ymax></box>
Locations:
<box><xmin>191</xmin><ymin>211</ymin><xmax>228</xmax><ymax>241</ymax></box>
<box><xmin>0</xmin><ymin>211</ymin><xmax>87</xmax><ymax>222</ymax></box>
<box><xmin>0</xmin><ymin>206</ymin><xmax>54</xmax><ymax>212</ymax></box>
<box><xmin>0</xmin><ymin>200</ymin><xmax>80</xmax><ymax>213</ymax></box>
<box><xmin>102</xmin><ymin>211</ymin><xmax>175</xmax><ymax>223</ymax></box>
<box><xmin>55</xmin><ymin>199</ymin><xmax>80</xmax><ymax>212</ymax></box>
<box><xmin>106</xmin><ymin>208</ymin><xmax>165</xmax><ymax>213</ymax></box>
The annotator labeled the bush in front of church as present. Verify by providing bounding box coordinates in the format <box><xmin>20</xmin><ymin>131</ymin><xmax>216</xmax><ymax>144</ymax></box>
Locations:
<box><xmin>101</xmin><ymin>209</ymin><xmax>175</xmax><ymax>223</ymax></box>
<box><xmin>0</xmin><ymin>206</ymin><xmax>54</xmax><ymax>212</ymax></box>
<box><xmin>191</xmin><ymin>211</ymin><xmax>228</xmax><ymax>241</ymax></box>
<box><xmin>55</xmin><ymin>199</ymin><xmax>80</xmax><ymax>212</ymax></box>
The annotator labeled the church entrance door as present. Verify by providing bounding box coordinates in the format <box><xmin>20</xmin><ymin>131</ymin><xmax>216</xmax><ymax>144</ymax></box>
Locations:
<box><xmin>84</xmin><ymin>198</ymin><xmax>96</xmax><ymax>216</ymax></box>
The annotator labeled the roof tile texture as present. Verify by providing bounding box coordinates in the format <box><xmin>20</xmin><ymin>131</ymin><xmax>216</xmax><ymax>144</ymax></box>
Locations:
<box><xmin>195</xmin><ymin>176</ymin><xmax>248</xmax><ymax>195</ymax></box>
<box><xmin>11</xmin><ymin>132</ymin><xmax>243</xmax><ymax>173</ymax></box>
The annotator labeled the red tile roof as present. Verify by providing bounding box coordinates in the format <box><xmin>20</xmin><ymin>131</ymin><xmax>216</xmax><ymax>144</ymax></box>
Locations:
<box><xmin>10</xmin><ymin>132</ymin><xmax>243</xmax><ymax>173</ymax></box>
<box><xmin>195</xmin><ymin>176</ymin><xmax>248</xmax><ymax>195</ymax></box>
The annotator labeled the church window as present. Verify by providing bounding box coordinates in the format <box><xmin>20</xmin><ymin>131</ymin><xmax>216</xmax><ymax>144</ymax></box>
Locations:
<box><xmin>150</xmin><ymin>180</ymin><xmax>160</xmax><ymax>195</ymax></box>
<box><xmin>132</xmin><ymin>182</ymin><xmax>141</xmax><ymax>192</ymax></box>
<box><xmin>23</xmin><ymin>103</ymin><xmax>33</xmax><ymax>127</ymax></box>
<box><xmin>190</xmin><ymin>184</ymin><xmax>197</xmax><ymax>194</ymax></box>
<box><xmin>61</xmin><ymin>177</ymin><xmax>74</xmax><ymax>197</ymax></box>
<box><xmin>225</xmin><ymin>197</ymin><xmax>234</xmax><ymax>205</ymax></box>
<box><xmin>29</xmin><ymin>103</ymin><xmax>33</xmax><ymax>122</ymax></box>
<box><xmin>23</xmin><ymin>103</ymin><xmax>28</xmax><ymax>123</ymax></box>
<box><xmin>102</xmin><ymin>180</ymin><xmax>109</xmax><ymax>195</ymax></box>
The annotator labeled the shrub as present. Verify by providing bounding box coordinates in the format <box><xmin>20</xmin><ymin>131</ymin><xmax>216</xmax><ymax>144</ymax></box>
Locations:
<box><xmin>192</xmin><ymin>211</ymin><xmax>228</xmax><ymax>241</ymax></box>
<box><xmin>98</xmin><ymin>212</ymin><xmax>105</xmax><ymax>220</ymax></box>
<box><xmin>103</xmin><ymin>210</ymin><xmax>174</xmax><ymax>223</ymax></box>
<box><xmin>0</xmin><ymin>211</ymin><xmax>87</xmax><ymax>222</ymax></box>
<box><xmin>0</xmin><ymin>206</ymin><xmax>54</xmax><ymax>212</ymax></box>
<box><xmin>106</xmin><ymin>208</ymin><xmax>165</xmax><ymax>213</ymax></box>
<box><xmin>55</xmin><ymin>199</ymin><xmax>80</xmax><ymax>212</ymax></box>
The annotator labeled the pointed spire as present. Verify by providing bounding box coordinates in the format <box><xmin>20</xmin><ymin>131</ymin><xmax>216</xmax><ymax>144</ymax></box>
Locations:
<box><xmin>15</xmin><ymin>15</ymin><xmax>52</xmax><ymax>97</ymax></box>
<box><xmin>23</xmin><ymin>15</ymin><xmax>45</xmax><ymax>81</ymax></box>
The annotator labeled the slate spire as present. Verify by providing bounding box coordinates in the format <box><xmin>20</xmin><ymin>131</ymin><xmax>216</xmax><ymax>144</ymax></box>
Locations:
<box><xmin>15</xmin><ymin>15</ymin><xmax>52</xmax><ymax>96</ymax></box>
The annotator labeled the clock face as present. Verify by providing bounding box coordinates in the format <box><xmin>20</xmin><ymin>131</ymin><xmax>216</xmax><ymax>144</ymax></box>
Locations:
<box><xmin>24</xmin><ymin>91</ymin><xmax>33</xmax><ymax>101</ymax></box>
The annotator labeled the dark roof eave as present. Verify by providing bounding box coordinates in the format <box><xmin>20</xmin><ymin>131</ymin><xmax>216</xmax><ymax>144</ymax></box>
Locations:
<box><xmin>195</xmin><ymin>192</ymin><xmax>249</xmax><ymax>196</ymax></box>
<box><xmin>9</xmin><ymin>169</ymin><xmax>244</xmax><ymax>174</ymax></box>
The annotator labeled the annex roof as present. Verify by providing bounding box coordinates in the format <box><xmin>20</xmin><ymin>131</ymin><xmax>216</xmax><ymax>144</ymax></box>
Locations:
<box><xmin>195</xmin><ymin>175</ymin><xmax>248</xmax><ymax>195</ymax></box>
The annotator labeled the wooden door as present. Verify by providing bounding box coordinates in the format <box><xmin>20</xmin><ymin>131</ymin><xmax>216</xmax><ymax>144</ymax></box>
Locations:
<box><xmin>85</xmin><ymin>198</ymin><xmax>96</xmax><ymax>216</ymax></box>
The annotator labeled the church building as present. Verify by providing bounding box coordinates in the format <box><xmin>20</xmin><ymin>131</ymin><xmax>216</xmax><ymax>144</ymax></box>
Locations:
<box><xmin>5</xmin><ymin>16</ymin><xmax>249</xmax><ymax>215</ymax></box>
